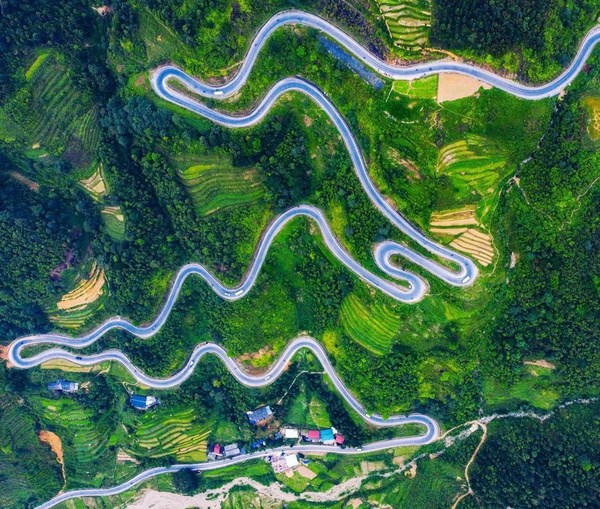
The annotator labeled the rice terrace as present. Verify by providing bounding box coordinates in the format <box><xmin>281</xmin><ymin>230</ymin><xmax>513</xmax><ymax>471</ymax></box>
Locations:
<box><xmin>1</xmin><ymin>3</ymin><xmax>599</xmax><ymax>509</ymax></box>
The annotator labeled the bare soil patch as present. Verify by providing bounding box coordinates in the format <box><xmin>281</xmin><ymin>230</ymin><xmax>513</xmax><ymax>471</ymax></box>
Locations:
<box><xmin>524</xmin><ymin>359</ymin><xmax>556</xmax><ymax>370</ymax></box>
<box><xmin>9</xmin><ymin>171</ymin><xmax>40</xmax><ymax>192</ymax></box>
<box><xmin>437</xmin><ymin>73</ymin><xmax>492</xmax><ymax>103</ymax></box>
<box><xmin>297</xmin><ymin>465</ymin><xmax>317</xmax><ymax>480</ymax></box>
<box><xmin>57</xmin><ymin>262</ymin><xmax>106</xmax><ymax>310</ymax></box>
<box><xmin>39</xmin><ymin>430</ymin><xmax>66</xmax><ymax>486</ymax></box>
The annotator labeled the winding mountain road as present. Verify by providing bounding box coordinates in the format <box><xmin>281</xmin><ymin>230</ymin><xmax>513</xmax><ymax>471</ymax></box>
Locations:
<box><xmin>7</xmin><ymin>9</ymin><xmax>600</xmax><ymax>509</ymax></box>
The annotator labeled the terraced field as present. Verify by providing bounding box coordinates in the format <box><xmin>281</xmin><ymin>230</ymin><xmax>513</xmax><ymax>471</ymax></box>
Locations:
<box><xmin>429</xmin><ymin>208</ymin><xmax>495</xmax><ymax>267</ymax></box>
<box><xmin>436</xmin><ymin>135</ymin><xmax>507</xmax><ymax>201</ymax></box>
<box><xmin>49</xmin><ymin>262</ymin><xmax>108</xmax><ymax>329</ymax></box>
<box><xmin>101</xmin><ymin>206</ymin><xmax>126</xmax><ymax>241</ymax></box>
<box><xmin>79</xmin><ymin>164</ymin><xmax>108</xmax><ymax>201</ymax></box>
<box><xmin>6</xmin><ymin>52</ymin><xmax>100</xmax><ymax>163</ymax></box>
<box><xmin>32</xmin><ymin>397</ymin><xmax>114</xmax><ymax>487</ymax></box>
<box><xmin>128</xmin><ymin>408</ymin><xmax>210</xmax><ymax>462</ymax></box>
<box><xmin>178</xmin><ymin>155</ymin><xmax>265</xmax><ymax>216</ymax></box>
<box><xmin>377</xmin><ymin>0</ymin><xmax>431</xmax><ymax>50</ymax></box>
<box><xmin>340</xmin><ymin>293</ymin><xmax>401</xmax><ymax>355</ymax></box>
<box><xmin>0</xmin><ymin>395</ymin><xmax>63</xmax><ymax>508</ymax></box>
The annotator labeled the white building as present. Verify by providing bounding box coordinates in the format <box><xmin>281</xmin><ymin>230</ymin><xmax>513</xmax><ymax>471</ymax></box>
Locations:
<box><xmin>284</xmin><ymin>428</ymin><xmax>299</xmax><ymax>439</ymax></box>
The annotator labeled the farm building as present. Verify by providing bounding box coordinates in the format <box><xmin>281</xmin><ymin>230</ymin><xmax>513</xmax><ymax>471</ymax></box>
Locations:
<box><xmin>47</xmin><ymin>379</ymin><xmax>79</xmax><ymax>393</ymax></box>
<box><xmin>247</xmin><ymin>405</ymin><xmax>273</xmax><ymax>426</ymax></box>
<box><xmin>130</xmin><ymin>394</ymin><xmax>158</xmax><ymax>410</ymax></box>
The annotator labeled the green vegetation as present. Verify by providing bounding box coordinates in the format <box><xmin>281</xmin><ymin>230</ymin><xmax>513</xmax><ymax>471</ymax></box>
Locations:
<box><xmin>340</xmin><ymin>292</ymin><xmax>401</xmax><ymax>355</ymax></box>
<box><xmin>1</xmin><ymin>1</ymin><xmax>599</xmax><ymax>506</ymax></box>
<box><xmin>431</xmin><ymin>0</ymin><xmax>600</xmax><ymax>82</ymax></box>
<box><xmin>377</xmin><ymin>0</ymin><xmax>431</xmax><ymax>50</ymax></box>
<box><xmin>436</xmin><ymin>134</ymin><xmax>506</xmax><ymax>203</ymax></box>
<box><xmin>3</xmin><ymin>52</ymin><xmax>100</xmax><ymax>167</ymax></box>
<box><xmin>468</xmin><ymin>401</ymin><xmax>600</xmax><ymax>509</ymax></box>
<box><xmin>392</xmin><ymin>75</ymin><xmax>438</xmax><ymax>99</ymax></box>
<box><xmin>177</xmin><ymin>154</ymin><xmax>265</xmax><ymax>216</ymax></box>
<box><xmin>127</xmin><ymin>407</ymin><xmax>211</xmax><ymax>462</ymax></box>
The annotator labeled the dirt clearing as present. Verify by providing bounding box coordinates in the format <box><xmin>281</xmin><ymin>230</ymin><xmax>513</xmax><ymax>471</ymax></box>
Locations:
<box><xmin>297</xmin><ymin>465</ymin><xmax>317</xmax><ymax>480</ymax></box>
<box><xmin>524</xmin><ymin>359</ymin><xmax>556</xmax><ymax>370</ymax></box>
<box><xmin>437</xmin><ymin>72</ymin><xmax>492</xmax><ymax>102</ymax></box>
<box><xmin>39</xmin><ymin>430</ymin><xmax>66</xmax><ymax>486</ymax></box>
<box><xmin>57</xmin><ymin>262</ymin><xmax>106</xmax><ymax>310</ymax></box>
<box><xmin>9</xmin><ymin>171</ymin><xmax>40</xmax><ymax>192</ymax></box>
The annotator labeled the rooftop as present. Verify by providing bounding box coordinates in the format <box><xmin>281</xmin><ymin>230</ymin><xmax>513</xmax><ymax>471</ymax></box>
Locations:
<box><xmin>247</xmin><ymin>405</ymin><xmax>273</xmax><ymax>425</ymax></box>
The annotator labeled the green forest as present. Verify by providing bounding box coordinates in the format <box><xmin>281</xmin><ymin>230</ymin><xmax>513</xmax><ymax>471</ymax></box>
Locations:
<box><xmin>0</xmin><ymin>0</ymin><xmax>599</xmax><ymax>507</ymax></box>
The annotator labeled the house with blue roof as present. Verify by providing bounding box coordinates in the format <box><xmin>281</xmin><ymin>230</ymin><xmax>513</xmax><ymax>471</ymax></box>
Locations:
<box><xmin>130</xmin><ymin>394</ymin><xmax>158</xmax><ymax>410</ymax></box>
<box><xmin>320</xmin><ymin>428</ymin><xmax>335</xmax><ymax>444</ymax></box>
<box><xmin>247</xmin><ymin>405</ymin><xmax>273</xmax><ymax>426</ymax></box>
<box><xmin>47</xmin><ymin>379</ymin><xmax>79</xmax><ymax>393</ymax></box>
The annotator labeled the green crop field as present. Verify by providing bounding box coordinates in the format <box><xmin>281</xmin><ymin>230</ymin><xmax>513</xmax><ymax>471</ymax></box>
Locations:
<box><xmin>340</xmin><ymin>293</ymin><xmax>401</xmax><ymax>355</ymax></box>
<box><xmin>392</xmin><ymin>75</ymin><xmax>438</xmax><ymax>100</ymax></box>
<box><xmin>31</xmin><ymin>396</ymin><xmax>114</xmax><ymax>488</ymax></box>
<box><xmin>436</xmin><ymin>134</ymin><xmax>507</xmax><ymax>203</ymax></box>
<box><xmin>2</xmin><ymin>52</ymin><xmax>100</xmax><ymax>166</ymax></box>
<box><xmin>137</xmin><ymin>8</ymin><xmax>194</xmax><ymax>66</ymax></box>
<box><xmin>177</xmin><ymin>154</ymin><xmax>265</xmax><ymax>216</ymax></box>
<box><xmin>378</xmin><ymin>0</ymin><xmax>431</xmax><ymax>50</ymax></box>
<box><xmin>128</xmin><ymin>407</ymin><xmax>210</xmax><ymax>462</ymax></box>
<box><xmin>0</xmin><ymin>394</ymin><xmax>63</xmax><ymax>508</ymax></box>
<box><xmin>102</xmin><ymin>206</ymin><xmax>127</xmax><ymax>242</ymax></box>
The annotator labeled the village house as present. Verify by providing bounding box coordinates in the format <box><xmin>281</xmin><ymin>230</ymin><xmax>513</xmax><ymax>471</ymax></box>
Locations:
<box><xmin>320</xmin><ymin>428</ymin><xmax>335</xmax><ymax>445</ymax></box>
<box><xmin>283</xmin><ymin>428</ymin><xmax>299</xmax><ymax>440</ymax></box>
<box><xmin>305</xmin><ymin>429</ymin><xmax>321</xmax><ymax>442</ymax></box>
<box><xmin>47</xmin><ymin>379</ymin><xmax>79</xmax><ymax>393</ymax></box>
<box><xmin>223</xmin><ymin>443</ymin><xmax>242</xmax><ymax>457</ymax></box>
<box><xmin>268</xmin><ymin>453</ymin><xmax>299</xmax><ymax>474</ymax></box>
<box><xmin>129</xmin><ymin>394</ymin><xmax>158</xmax><ymax>410</ymax></box>
<box><xmin>246</xmin><ymin>405</ymin><xmax>273</xmax><ymax>426</ymax></box>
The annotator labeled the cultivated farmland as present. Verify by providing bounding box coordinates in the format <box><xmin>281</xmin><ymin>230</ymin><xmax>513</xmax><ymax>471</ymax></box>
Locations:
<box><xmin>377</xmin><ymin>0</ymin><xmax>431</xmax><ymax>50</ymax></box>
<box><xmin>32</xmin><ymin>396</ymin><xmax>114</xmax><ymax>487</ymax></box>
<box><xmin>178</xmin><ymin>155</ymin><xmax>265</xmax><ymax>216</ymax></box>
<box><xmin>436</xmin><ymin>134</ymin><xmax>507</xmax><ymax>201</ymax></box>
<box><xmin>4</xmin><ymin>52</ymin><xmax>100</xmax><ymax>165</ymax></box>
<box><xmin>429</xmin><ymin>208</ymin><xmax>495</xmax><ymax>267</ymax></box>
<box><xmin>101</xmin><ymin>206</ymin><xmax>126</xmax><ymax>241</ymax></box>
<box><xmin>79</xmin><ymin>164</ymin><xmax>108</xmax><ymax>201</ymax></box>
<box><xmin>340</xmin><ymin>293</ymin><xmax>400</xmax><ymax>355</ymax></box>
<box><xmin>128</xmin><ymin>407</ymin><xmax>210</xmax><ymax>462</ymax></box>
<box><xmin>582</xmin><ymin>95</ymin><xmax>600</xmax><ymax>140</ymax></box>
<box><xmin>392</xmin><ymin>75</ymin><xmax>438</xmax><ymax>100</ymax></box>
<box><xmin>50</xmin><ymin>262</ymin><xmax>108</xmax><ymax>329</ymax></box>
